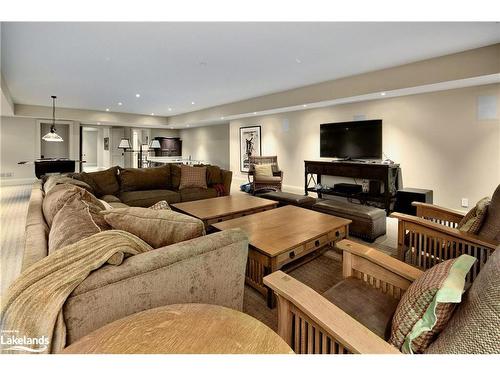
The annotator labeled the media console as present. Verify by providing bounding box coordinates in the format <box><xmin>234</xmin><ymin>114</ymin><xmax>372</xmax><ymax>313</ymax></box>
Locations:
<box><xmin>304</xmin><ymin>160</ymin><xmax>402</xmax><ymax>213</ymax></box>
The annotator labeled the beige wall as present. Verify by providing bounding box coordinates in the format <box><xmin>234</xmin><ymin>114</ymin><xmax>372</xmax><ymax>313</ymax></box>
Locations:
<box><xmin>230</xmin><ymin>84</ymin><xmax>500</xmax><ymax>210</ymax></box>
<box><xmin>180</xmin><ymin>124</ymin><xmax>230</xmax><ymax>169</ymax></box>
<box><xmin>0</xmin><ymin>116</ymin><xmax>38</xmax><ymax>182</ymax></box>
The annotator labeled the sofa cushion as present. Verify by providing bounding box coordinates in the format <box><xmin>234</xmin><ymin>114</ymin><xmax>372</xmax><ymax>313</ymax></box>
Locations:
<box><xmin>42</xmin><ymin>184</ymin><xmax>105</xmax><ymax>227</ymax></box>
<box><xmin>477</xmin><ymin>184</ymin><xmax>500</xmax><ymax>241</ymax></box>
<box><xmin>102</xmin><ymin>207</ymin><xmax>205</xmax><ymax>248</ymax></box>
<box><xmin>119</xmin><ymin>165</ymin><xmax>171</xmax><ymax>192</ymax></box>
<box><xmin>180</xmin><ymin>187</ymin><xmax>218</xmax><ymax>202</ymax></box>
<box><xmin>44</xmin><ymin>175</ymin><xmax>94</xmax><ymax>194</ymax></box>
<box><xmin>426</xmin><ymin>246</ymin><xmax>500</xmax><ymax>354</ymax></box>
<box><xmin>171</xmin><ymin>164</ymin><xmax>181</xmax><ymax>189</ymax></box>
<box><xmin>322</xmin><ymin>278</ymin><xmax>399</xmax><ymax>339</ymax></box>
<box><xmin>458</xmin><ymin>197</ymin><xmax>490</xmax><ymax>234</ymax></box>
<box><xmin>74</xmin><ymin>167</ymin><xmax>120</xmax><ymax>197</ymax></box>
<box><xmin>48</xmin><ymin>199</ymin><xmax>111</xmax><ymax>254</ymax></box>
<box><xmin>119</xmin><ymin>190</ymin><xmax>180</xmax><ymax>207</ymax></box>
<box><xmin>388</xmin><ymin>254</ymin><xmax>476</xmax><ymax>353</ymax></box>
<box><xmin>179</xmin><ymin>165</ymin><xmax>207</xmax><ymax>190</ymax></box>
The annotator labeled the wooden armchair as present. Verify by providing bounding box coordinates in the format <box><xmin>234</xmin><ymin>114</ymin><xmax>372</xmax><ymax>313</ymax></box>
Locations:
<box><xmin>248</xmin><ymin>155</ymin><xmax>283</xmax><ymax>194</ymax></box>
<box><xmin>390</xmin><ymin>184</ymin><xmax>499</xmax><ymax>282</ymax></box>
<box><xmin>264</xmin><ymin>240</ymin><xmax>422</xmax><ymax>354</ymax></box>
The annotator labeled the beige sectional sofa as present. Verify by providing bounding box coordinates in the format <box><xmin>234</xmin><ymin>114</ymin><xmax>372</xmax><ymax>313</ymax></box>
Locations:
<box><xmin>20</xmin><ymin>177</ymin><xmax>248</xmax><ymax>348</ymax></box>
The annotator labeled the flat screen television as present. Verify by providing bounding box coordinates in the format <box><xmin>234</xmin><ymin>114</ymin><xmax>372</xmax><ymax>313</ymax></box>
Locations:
<box><xmin>320</xmin><ymin>119</ymin><xmax>382</xmax><ymax>159</ymax></box>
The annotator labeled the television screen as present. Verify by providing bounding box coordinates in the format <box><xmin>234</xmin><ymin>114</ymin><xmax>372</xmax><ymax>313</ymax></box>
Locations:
<box><xmin>320</xmin><ymin>119</ymin><xmax>382</xmax><ymax>159</ymax></box>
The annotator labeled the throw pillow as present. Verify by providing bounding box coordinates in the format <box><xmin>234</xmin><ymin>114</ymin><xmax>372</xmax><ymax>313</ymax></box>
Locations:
<box><xmin>42</xmin><ymin>184</ymin><xmax>106</xmax><ymax>227</ymax></box>
<box><xmin>149</xmin><ymin>200</ymin><xmax>171</xmax><ymax>210</ymax></box>
<box><xmin>254</xmin><ymin>164</ymin><xmax>273</xmax><ymax>177</ymax></box>
<box><xmin>388</xmin><ymin>254</ymin><xmax>476</xmax><ymax>353</ymax></box>
<box><xmin>48</xmin><ymin>199</ymin><xmax>111</xmax><ymax>254</ymax></box>
<box><xmin>426</xmin><ymin>248</ymin><xmax>500</xmax><ymax>354</ymax></box>
<box><xmin>179</xmin><ymin>165</ymin><xmax>207</xmax><ymax>190</ymax></box>
<box><xmin>102</xmin><ymin>207</ymin><xmax>205</xmax><ymax>248</ymax></box>
<box><xmin>457</xmin><ymin>197</ymin><xmax>490</xmax><ymax>234</ymax></box>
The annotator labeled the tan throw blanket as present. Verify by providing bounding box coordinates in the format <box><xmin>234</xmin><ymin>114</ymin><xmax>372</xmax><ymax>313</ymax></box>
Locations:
<box><xmin>1</xmin><ymin>230</ymin><xmax>152</xmax><ymax>354</ymax></box>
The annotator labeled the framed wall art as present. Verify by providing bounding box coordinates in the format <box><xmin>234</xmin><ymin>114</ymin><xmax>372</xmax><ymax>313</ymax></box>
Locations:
<box><xmin>239</xmin><ymin>125</ymin><xmax>261</xmax><ymax>173</ymax></box>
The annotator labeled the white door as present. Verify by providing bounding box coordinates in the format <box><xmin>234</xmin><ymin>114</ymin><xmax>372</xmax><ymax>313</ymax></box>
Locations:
<box><xmin>82</xmin><ymin>128</ymin><xmax>98</xmax><ymax>170</ymax></box>
<box><xmin>111</xmin><ymin>128</ymin><xmax>125</xmax><ymax>167</ymax></box>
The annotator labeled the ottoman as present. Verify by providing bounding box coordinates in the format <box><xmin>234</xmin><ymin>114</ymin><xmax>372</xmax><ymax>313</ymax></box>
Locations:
<box><xmin>312</xmin><ymin>199</ymin><xmax>386</xmax><ymax>242</ymax></box>
<box><xmin>259</xmin><ymin>191</ymin><xmax>317</xmax><ymax>208</ymax></box>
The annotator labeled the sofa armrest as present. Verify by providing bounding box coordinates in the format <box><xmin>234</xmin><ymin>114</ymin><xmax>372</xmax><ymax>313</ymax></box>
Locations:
<box><xmin>221</xmin><ymin>169</ymin><xmax>232</xmax><ymax>195</ymax></box>
<box><xmin>63</xmin><ymin>228</ymin><xmax>248</xmax><ymax>345</ymax></box>
<box><xmin>264</xmin><ymin>271</ymin><xmax>400</xmax><ymax>354</ymax></box>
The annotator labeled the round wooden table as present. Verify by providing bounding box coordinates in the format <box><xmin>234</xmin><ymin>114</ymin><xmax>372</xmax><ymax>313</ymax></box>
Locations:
<box><xmin>62</xmin><ymin>304</ymin><xmax>293</xmax><ymax>354</ymax></box>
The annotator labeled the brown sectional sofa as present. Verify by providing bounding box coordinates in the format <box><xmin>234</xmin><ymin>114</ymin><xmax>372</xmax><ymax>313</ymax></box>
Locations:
<box><xmin>69</xmin><ymin>164</ymin><xmax>232</xmax><ymax>208</ymax></box>
<box><xmin>19</xmin><ymin>164</ymin><xmax>246</xmax><ymax>349</ymax></box>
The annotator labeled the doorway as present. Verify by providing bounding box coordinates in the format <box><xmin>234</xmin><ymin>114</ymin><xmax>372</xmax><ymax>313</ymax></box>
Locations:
<box><xmin>81</xmin><ymin>127</ymin><xmax>99</xmax><ymax>172</ymax></box>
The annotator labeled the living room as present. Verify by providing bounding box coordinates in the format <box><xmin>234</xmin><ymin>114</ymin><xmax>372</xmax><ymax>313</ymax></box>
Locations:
<box><xmin>1</xmin><ymin>1</ymin><xmax>499</xmax><ymax>372</ymax></box>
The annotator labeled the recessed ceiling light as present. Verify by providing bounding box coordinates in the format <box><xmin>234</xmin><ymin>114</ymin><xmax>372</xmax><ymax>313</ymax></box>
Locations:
<box><xmin>136</xmin><ymin>94</ymin><xmax>141</xmax><ymax>98</ymax></box>
<box><xmin>151</xmin><ymin>113</ymin><xmax>155</xmax><ymax>116</ymax></box>
<box><xmin>118</xmin><ymin>102</ymin><xmax>123</xmax><ymax>106</ymax></box>
<box><xmin>303</xmin><ymin>104</ymin><xmax>307</xmax><ymax>107</ymax></box>
<box><xmin>105</xmin><ymin>108</ymin><xmax>110</xmax><ymax>112</ymax></box>
<box><xmin>168</xmin><ymin>108</ymin><xmax>172</xmax><ymax>111</ymax></box>
<box><xmin>186</xmin><ymin>124</ymin><xmax>190</xmax><ymax>127</ymax></box>
<box><xmin>169</xmin><ymin>126</ymin><xmax>174</xmax><ymax>129</ymax></box>
<box><xmin>295</xmin><ymin>58</ymin><xmax>302</xmax><ymax>64</ymax></box>
<box><xmin>97</xmin><ymin>122</ymin><xmax>101</xmax><ymax>125</ymax></box>
<box><xmin>253</xmin><ymin>112</ymin><xmax>257</xmax><ymax>115</ymax></box>
<box><xmin>191</xmin><ymin>101</ymin><xmax>195</xmax><ymax>105</ymax></box>
<box><xmin>380</xmin><ymin>92</ymin><xmax>387</xmax><ymax>96</ymax></box>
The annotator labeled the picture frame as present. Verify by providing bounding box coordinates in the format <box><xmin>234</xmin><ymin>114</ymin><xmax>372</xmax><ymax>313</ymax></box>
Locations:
<box><xmin>239</xmin><ymin>125</ymin><xmax>261</xmax><ymax>173</ymax></box>
<box><xmin>103</xmin><ymin>137</ymin><xmax>109</xmax><ymax>151</ymax></box>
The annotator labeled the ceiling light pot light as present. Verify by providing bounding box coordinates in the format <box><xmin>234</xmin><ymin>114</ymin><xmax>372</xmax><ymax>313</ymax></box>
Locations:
<box><xmin>118</xmin><ymin>102</ymin><xmax>123</xmax><ymax>106</ymax></box>
<box><xmin>42</xmin><ymin>96</ymin><xmax>63</xmax><ymax>142</ymax></box>
<box><xmin>136</xmin><ymin>94</ymin><xmax>141</xmax><ymax>98</ymax></box>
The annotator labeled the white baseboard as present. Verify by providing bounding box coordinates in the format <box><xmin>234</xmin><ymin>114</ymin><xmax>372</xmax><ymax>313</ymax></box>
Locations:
<box><xmin>0</xmin><ymin>177</ymin><xmax>37</xmax><ymax>186</ymax></box>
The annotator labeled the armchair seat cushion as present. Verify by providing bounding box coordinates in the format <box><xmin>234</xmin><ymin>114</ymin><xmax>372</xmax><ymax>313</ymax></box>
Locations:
<box><xmin>254</xmin><ymin>176</ymin><xmax>282</xmax><ymax>183</ymax></box>
<box><xmin>322</xmin><ymin>277</ymin><xmax>399</xmax><ymax>339</ymax></box>
<box><xmin>120</xmin><ymin>190</ymin><xmax>180</xmax><ymax>207</ymax></box>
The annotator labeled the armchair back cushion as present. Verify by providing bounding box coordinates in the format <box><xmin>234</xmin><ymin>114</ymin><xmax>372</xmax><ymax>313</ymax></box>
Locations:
<box><xmin>254</xmin><ymin>164</ymin><xmax>273</xmax><ymax>177</ymax></box>
<box><xmin>426</xmin><ymin>246</ymin><xmax>500</xmax><ymax>354</ymax></box>
<box><xmin>389</xmin><ymin>254</ymin><xmax>476</xmax><ymax>353</ymax></box>
<box><xmin>477</xmin><ymin>184</ymin><xmax>500</xmax><ymax>241</ymax></box>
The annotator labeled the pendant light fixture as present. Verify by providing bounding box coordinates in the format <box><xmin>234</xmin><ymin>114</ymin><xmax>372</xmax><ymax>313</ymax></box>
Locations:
<box><xmin>42</xmin><ymin>95</ymin><xmax>64</xmax><ymax>142</ymax></box>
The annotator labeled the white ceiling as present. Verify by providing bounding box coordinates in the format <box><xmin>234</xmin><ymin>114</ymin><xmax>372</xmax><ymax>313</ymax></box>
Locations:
<box><xmin>2</xmin><ymin>22</ymin><xmax>500</xmax><ymax>117</ymax></box>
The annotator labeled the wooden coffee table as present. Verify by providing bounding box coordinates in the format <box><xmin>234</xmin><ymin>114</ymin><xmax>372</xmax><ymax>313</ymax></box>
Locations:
<box><xmin>62</xmin><ymin>304</ymin><xmax>293</xmax><ymax>354</ymax></box>
<box><xmin>171</xmin><ymin>195</ymin><xmax>278</xmax><ymax>229</ymax></box>
<box><xmin>212</xmin><ymin>205</ymin><xmax>351</xmax><ymax>307</ymax></box>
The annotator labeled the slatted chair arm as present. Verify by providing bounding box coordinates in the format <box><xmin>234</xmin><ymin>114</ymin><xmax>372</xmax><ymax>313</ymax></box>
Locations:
<box><xmin>390</xmin><ymin>212</ymin><xmax>498</xmax><ymax>249</ymax></box>
<box><xmin>336</xmin><ymin>240</ymin><xmax>423</xmax><ymax>283</ymax></box>
<box><xmin>263</xmin><ymin>271</ymin><xmax>400</xmax><ymax>354</ymax></box>
<box><xmin>410</xmin><ymin>202</ymin><xmax>465</xmax><ymax>225</ymax></box>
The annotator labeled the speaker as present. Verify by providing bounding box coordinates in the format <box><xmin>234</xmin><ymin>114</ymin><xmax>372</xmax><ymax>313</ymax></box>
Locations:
<box><xmin>394</xmin><ymin>188</ymin><xmax>433</xmax><ymax>215</ymax></box>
